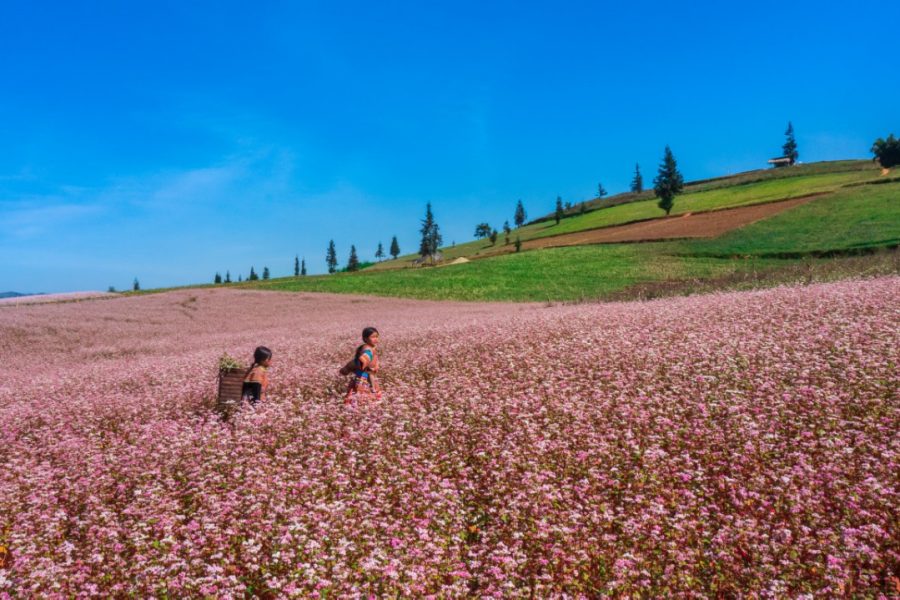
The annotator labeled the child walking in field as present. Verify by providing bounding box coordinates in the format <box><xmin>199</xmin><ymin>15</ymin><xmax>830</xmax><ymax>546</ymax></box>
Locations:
<box><xmin>340</xmin><ymin>327</ymin><xmax>382</xmax><ymax>402</ymax></box>
<box><xmin>242</xmin><ymin>346</ymin><xmax>272</xmax><ymax>406</ymax></box>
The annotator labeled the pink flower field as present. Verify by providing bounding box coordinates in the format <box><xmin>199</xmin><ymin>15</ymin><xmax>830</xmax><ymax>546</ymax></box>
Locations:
<box><xmin>0</xmin><ymin>280</ymin><xmax>898</xmax><ymax>597</ymax></box>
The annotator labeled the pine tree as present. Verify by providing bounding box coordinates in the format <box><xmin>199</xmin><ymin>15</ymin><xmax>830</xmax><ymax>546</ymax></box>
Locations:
<box><xmin>375</xmin><ymin>242</ymin><xmax>385</xmax><ymax>262</ymax></box>
<box><xmin>514</xmin><ymin>199</ymin><xmax>526</xmax><ymax>227</ymax></box>
<box><xmin>249</xmin><ymin>267</ymin><xmax>259</xmax><ymax>281</ymax></box>
<box><xmin>419</xmin><ymin>203</ymin><xmax>442</xmax><ymax>257</ymax></box>
<box><xmin>326</xmin><ymin>240</ymin><xmax>337</xmax><ymax>274</ymax></box>
<box><xmin>214</xmin><ymin>272</ymin><xmax>222</xmax><ymax>284</ymax></box>
<box><xmin>238</xmin><ymin>274</ymin><xmax>242</xmax><ymax>282</ymax></box>
<box><xmin>108</xmin><ymin>285</ymin><xmax>116</xmax><ymax>293</ymax></box>
<box><xmin>225</xmin><ymin>271</ymin><xmax>231</xmax><ymax>283</ymax></box>
<box><xmin>294</xmin><ymin>255</ymin><xmax>300</xmax><ymax>276</ymax></box>
<box><xmin>630</xmin><ymin>163</ymin><xmax>643</xmax><ymax>193</ymax></box>
<box><xmin>347</xmin><ymin>245</ymin><xmax>360</xmax><ymax>272</ymax></box>
<box><xmin>653</xmin><ymin>145</ymin><xmax>684</xmax><ymax>216</ymax></box>
<box><xmin>133</xmin><ymin>278</ymin><xmax>140</xmax><ymax>291</ymax></box>
<box><xmin>597</xmin><ymin>183</ymin><xmax>607</xmax><ymax>200</ymax></box>
<box><xmin>262</xmin><ymin>266</ymin><xmax>270</xmax><ymax>280</ymax></box>
<box><xmin>390</xmin><ymin>236</ymin><xmax>400</xmax><ymax>260</ymax></box>
<box><xmin>554</xmin><ymin>196</ymin><xmax>564</xmax><ymax>225</ymax></box>
<box><xmin>782</xmin><ymin>122</ymin><xmax>798</xmax><ymax>165</ymax></box>
<box><xmin>503</xmin><ymin>220</ymin><xmax>511</xmax><ymax>245</ymax></box>
<box><xmin>301</xmin><ymin>258</ymin><xmax>307</xmax><ymax>276</ymax></box>
<box><xmin>490</xmin><ymin>229</ymin><xmax>498</xmax><ymax>245</ymax></box>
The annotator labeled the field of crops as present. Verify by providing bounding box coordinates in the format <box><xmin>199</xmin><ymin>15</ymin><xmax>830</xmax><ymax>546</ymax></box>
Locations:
<box><xmin>1</xmin><ymin>280</ymin><xmax>898</xmax><ymax>596</ymax></box>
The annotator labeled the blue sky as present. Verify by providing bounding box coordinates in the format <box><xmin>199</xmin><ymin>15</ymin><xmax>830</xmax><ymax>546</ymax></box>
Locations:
<box><xmin>2</xmin><ymin>1</ymin><xmax>897</xmax><ymax>292</ymax></box>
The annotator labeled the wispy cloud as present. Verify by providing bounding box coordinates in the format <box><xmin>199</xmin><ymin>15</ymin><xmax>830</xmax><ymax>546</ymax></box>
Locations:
<box><xmin>1</xmin><ymin>143</ymin><xmax>301</xmax><ymax>242</ymax></box>
<box><xmin>2</xmin><ymin>200</ymin><xmax>104</xmax><ymax>238</ymax></box>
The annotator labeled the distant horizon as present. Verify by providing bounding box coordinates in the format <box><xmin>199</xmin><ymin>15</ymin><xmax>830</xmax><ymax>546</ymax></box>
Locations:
<box><xmin>2</xmin><ymin>1</ymin><xmax>897</xmax><ymax>293</ymax></box>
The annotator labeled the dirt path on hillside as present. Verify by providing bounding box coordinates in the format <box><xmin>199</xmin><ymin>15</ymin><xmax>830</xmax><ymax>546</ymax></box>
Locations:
<box><xmin>511</xmin><ymin>193</ymin><xmax>828</xmax><ymax>251</ymax></box>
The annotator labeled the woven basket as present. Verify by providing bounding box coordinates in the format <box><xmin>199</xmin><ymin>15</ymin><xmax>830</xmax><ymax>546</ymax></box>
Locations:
<box><xmin>216</xmin><ymin>367</ymin><xmax>246</xmax><ymax>419</ymax></box>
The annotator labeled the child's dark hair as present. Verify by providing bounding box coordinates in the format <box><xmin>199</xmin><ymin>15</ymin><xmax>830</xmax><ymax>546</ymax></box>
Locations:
<box><xmin>252</xmin><ymin>346</ymin><xmax>272</xmax><ymax>365</ymax></box>
<box><xmin>355</xmin><ymin>327</ymin><xmax>379</xmax><ymax>360</ymax></box>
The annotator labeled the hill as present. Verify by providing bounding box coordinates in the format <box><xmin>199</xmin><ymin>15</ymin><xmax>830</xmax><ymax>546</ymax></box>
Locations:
<box><xmin>369</xmin><ymin>160</ymin><xmax>888</xmax><ymax>268</ymax></box>
<box><xmin>241</xmin><ymin>161</ymin><xmax>898</xmax><ymax>301</ymax></box>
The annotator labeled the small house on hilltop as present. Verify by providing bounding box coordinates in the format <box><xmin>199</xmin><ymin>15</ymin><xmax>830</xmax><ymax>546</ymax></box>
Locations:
<box><xmin>767</xmin><ymin>156</ymin><xmax>794</xmax><ymax>168</ymax></box>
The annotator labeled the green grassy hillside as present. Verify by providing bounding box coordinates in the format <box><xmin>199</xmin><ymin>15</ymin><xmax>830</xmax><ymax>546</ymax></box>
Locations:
<box><xmin>246</xmin><ymin>173</ymin><xmax>898</xmax><ymax>302</ymax></box>
<box><xmin>370</xmin><ymin>161</ymin><xmax>887</xmax><ymax>268</ymax></box>
<box><xmin>250</xmin><ymin>244</ymin><xmax>778</xmax><ymax>302</ymax></box>
<box><xmin>684</xmin><ymin>180</ymin><xmax>900</xmax><ymax>257</ymax></box>
<box><xmin>533</xmin><ymin>159</ymin><xmax>881</xmax><ymax>219</ymax></box>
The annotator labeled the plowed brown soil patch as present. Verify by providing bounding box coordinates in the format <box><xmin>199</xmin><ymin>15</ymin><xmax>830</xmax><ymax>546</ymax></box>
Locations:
<box><xmin>519</xmin><ymin>193</ymin><xmax>827</xmax><ymax>251</ymax></box>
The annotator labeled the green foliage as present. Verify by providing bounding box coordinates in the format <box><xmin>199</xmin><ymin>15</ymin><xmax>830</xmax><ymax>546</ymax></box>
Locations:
<box><xmin>214</xmin><ymin>272</ymin><xmax>222</xmax><ymax>284</ymax></box>
<box><xmin>294</xmin><ymin>255</ymin><xmax>300</xmax><ymax>276</ymax></box>
<box><xmin>631</xmin><ymin>163</ymin><xmax>643</xmax><ymax>193</ymax></box>
<box><xmin>390</xmin><ymin>236</ymin><xmax>400</xmax><ymax>259</ymax></box>
<box><xmin>419</xmin><ymin>203</ymin><xmax>442</xmax><ymax>256</ymax></box>
<box><xmin>474</xmin><ymin>223</ymin><xmax>493</xmax><ymax>239</ymax></box>
<box><xmin>218</xmin><ymin>352</ymin><xmax>242</xmax><ymax>372</ymax></box>
<box><xmin>654</xmin><ymin>145</ymin><xmax>684</xmax><ymax>215</ymax></box>
<box><xmin>554</xmin><ymin>196</ymin><xmax>564</xmax><ymax>225</ymax></box>
<box><xmin>225</xmin><ymin>271</ymin><xmax>231</xmax><ymax>283</ymax></box>
<box><xmin>490</xmin><ymin>229</ymin><xmax>498</xmax><ymax>245</ymax></box>
<box><xmin>597</xmin><ymin>183</ymin><xmax>607</xmax><ymax>199</ymax></box>
<box><xmin>871</xmin><ymin>134</ymin><xmax>900</xmax><ymax>168</ymax></box>
<box><xmin>326</xmin><ymin>240</ymin><xmax>338</xmax><ymax>274</ymax></box>
<box><xmin>514</xmin><ymin>199</ymin><xmax>526</xmax><ymax>227</ymax></box>
<box><xmin>782</xmin><ymin>122</ymin><xmax>798</xmax><ymax>164</ymax></box>
<box><xmin>347</xmin><ymin>245</ymin><xmax>360</xmax><ymax>272</ymax></box>
<box><xmin>300</xmin><ymin>259</ymin><xmax>306</xmax><ymax>276</ymax></box>
<box><xmin>375</xmin><ymin>242</ymin><xmax>385</xmax><ymax>261</ymax></box>
<box><xmin>248</xmin><ymin>267</ymin><xmax>259</xmax><ymax>281</ymax></box>
<box><xmin>514</xmin><ymin>237</ymin><xmax>522</xmax><ymax>252</ymax></box>
<box><xmin>133</xmin><ymin>278</ymin><xmax>140</xmax><ymax>291</ymax></box>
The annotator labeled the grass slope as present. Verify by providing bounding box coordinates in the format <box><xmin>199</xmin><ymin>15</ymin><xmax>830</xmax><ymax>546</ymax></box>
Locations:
<box><xmin>253</xmin><ymin>245</ymin><xmax>781</xmax><ymax>302</ymax></box>
<box><xmin>251</xmin><ymin>180</ymin><xmax>899</xmax><ymax>302</ymax></box>
<box><xmin>684</xmin><ymin>180</ymin><xmax>900</xmax><ymax>256</ymax></box>
<box><xmin>371</xmin><ymin>163</ymin><xmax>886</xmax><ymax>269</ymax></box>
